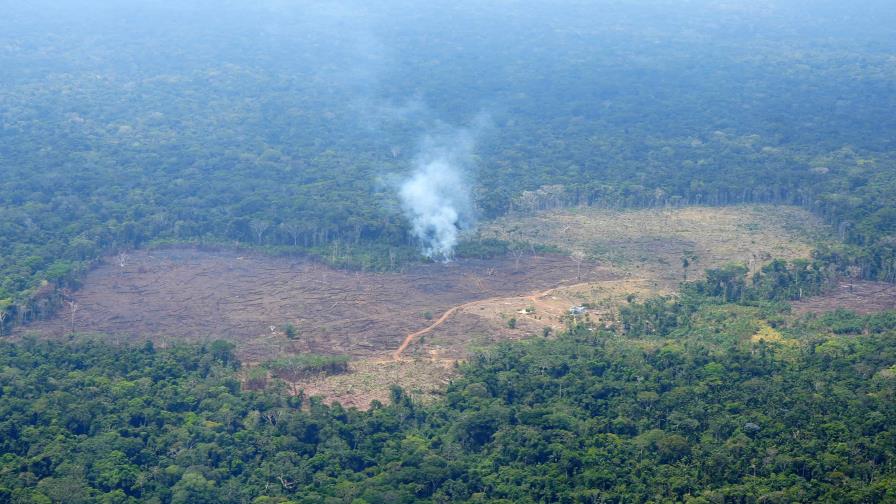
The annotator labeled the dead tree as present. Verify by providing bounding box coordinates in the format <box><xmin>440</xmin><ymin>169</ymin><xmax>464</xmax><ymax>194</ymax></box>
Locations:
<box><xmin>66</xmin><ymin>300</ymin><xmax>79</xmax><ymax>335</ymax></box>
<box><xmin>118</xmin><ymin>252</ymin><xmax>129</xmax><ymax>276</ymax></box>
<box><xmin>330</xmin><ymin>241</ymin><xmax>340</xmax><ymax>263</ymax></box>
<box><xmin>250</xmin><ymin>219</ymin><xmax>271</xmax><ymax>245</ymax></box>
<box><xmin>512</xmin><ymin>247</ymin><xmax>526</xmax><ymax>271</ymax></box>
<box><xmin>262</xmin><ymin>409</ymin><xmax>281</xmax><ymax>426</ymax></box>
<box><xmin>571</xmin><ymin>251</ymin><xmax>586</xmax><ymax>281</ymax></box>
<box><xmin>271</xmin><ymin>359</ymin><xmax>306</xmax><ymax>396</ymax></box>
<box><xmin>280</xmin><ymin>222</ymin><xmax>302</xmax><ymax>246</ymax></box>
<box><xmin>468</xmin><ymin>275</ymin><xmax>486</xmax><ymax>293</ymax></box>
<box><xmin>277</xmin><ymin>475</ymin><xmax>295</xmax><ymax>490</ymax></box>
<box><xmin>0</xmin><ymin>296</ymin><xmax>11</xmax><ymax>337</ymax></box>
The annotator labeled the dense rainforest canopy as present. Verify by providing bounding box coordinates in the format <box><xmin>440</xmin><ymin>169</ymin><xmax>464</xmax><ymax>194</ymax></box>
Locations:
<box><xmin>1</xmin><ymin>281</ymin><xmax>894</xmax><ymax>503</ymax></box>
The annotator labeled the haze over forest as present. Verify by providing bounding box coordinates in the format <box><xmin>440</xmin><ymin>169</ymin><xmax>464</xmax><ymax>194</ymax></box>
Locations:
<box><xmin>1</xmin><ymin>1</ymin><xmax>895</xmax><ymax>503</ymax></box>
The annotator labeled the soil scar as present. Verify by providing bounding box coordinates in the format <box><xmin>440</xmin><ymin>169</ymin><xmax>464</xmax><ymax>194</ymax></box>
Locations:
<box><xmin>392</xmin><ymin>281</ymin><xmax>589</xmax><ymax>360</ymax></box>
<box><xmin>392</xmin><ymin>300</ymin><xmax>482</xmax><ymax>360</ymax></box>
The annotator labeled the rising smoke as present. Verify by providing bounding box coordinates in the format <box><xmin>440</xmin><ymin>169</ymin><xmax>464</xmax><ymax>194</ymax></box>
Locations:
<box><xmin>398</xmin><ymin>118</ymin><xmax>488</xmax><ymax>260</ymax></box>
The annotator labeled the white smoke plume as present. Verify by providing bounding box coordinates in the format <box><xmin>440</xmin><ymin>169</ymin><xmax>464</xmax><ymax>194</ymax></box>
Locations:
<box><xmin>398</xmin><ymin>118</ymin><xmax>487</xmax><ymax>260</ymax></box>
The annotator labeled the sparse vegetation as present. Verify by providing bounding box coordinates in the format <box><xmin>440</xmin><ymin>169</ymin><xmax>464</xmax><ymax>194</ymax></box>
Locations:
<box><xmin>478</xmin><ymin>206</ymin><xmax>828</xmax><ymax>286</ymax></box>
<box><xmin>267</xmin><ymin>354</ymin><xmax>350</xmax><ymax>380</ymax></box>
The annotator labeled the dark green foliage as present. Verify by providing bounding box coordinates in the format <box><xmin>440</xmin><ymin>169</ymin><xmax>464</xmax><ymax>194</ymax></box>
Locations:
<box><xmin>620</xmin><ymin>296</ymin><xmax>689</xmax><ymax>336</ymax></box>
<box><xmin>453</xmin><ymin>238</ymin><xmax>510</xmax><ymax>259</ymax></box>
<box><xmin>813</xmin><ymin>242</ymin><xmax>896</xmax><ymax>283</ymax></box>
<box><xmin>282</xmin><ymin>323</ymin><xmax>298</xmax><ymax>340</ymax></box>
<box><xmin>1</xmin><ymin>304</ymin><xmax>895</xmax><ymax>502</ymax></box>
<box><xmin>621</xmin><ymin>259</ymin><xmax>831</xmax><ymax>337</ymax></box>
<box><xmin>690</xmin><ymin>259</ymin><xmax>830</xmax><ymax>304</ymax></box>
<box><xmin>265</xmin><ymin>354</ymin><xmax>350</xmax><ymax>381</ymax></box>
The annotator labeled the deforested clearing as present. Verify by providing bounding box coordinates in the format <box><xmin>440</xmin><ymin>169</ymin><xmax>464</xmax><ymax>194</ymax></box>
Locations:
<box><xmin>19</xmin><ymin>248</ymin><xmax>617</xmax><ymax>363</ymax></box>
<box><xmin>792</xmin><ymin>280</ymin><xmax>896</xmax><ymax>315</ymax></box>
<box><xmin>20</xmin><ymin>205</ymin><xmax>830</xmax><ymax>406</ymax></box>
<box><xmin>478</xmin><ymin>204</ymin><xmax>829</xmax><ymax>286</ymax></box>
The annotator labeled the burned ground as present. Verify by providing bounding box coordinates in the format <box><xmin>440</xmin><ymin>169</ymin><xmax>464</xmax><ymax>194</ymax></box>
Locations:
<box><xmin>20</xmin><ymin>248</ymin><xmax>617</xmax><ymax>362</ymax></box>
<box><xmin>18</xmin><ymin>205</ymin><xmax>836</xmax><ymax>407</ymax></box>
<box><xmin>792</xmin><ymin>280</ymin><xmax>896</xmax><ymax>315</ymax></box>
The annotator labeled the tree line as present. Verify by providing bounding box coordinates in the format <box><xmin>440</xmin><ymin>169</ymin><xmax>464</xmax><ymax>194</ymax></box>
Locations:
<box><xmin>1</xmin><ymin>276</ymin><xmax>894</xmax><ymax>502</ymax></box>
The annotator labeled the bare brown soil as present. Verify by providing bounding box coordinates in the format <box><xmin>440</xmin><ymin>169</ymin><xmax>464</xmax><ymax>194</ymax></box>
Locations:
<box><xmin>296</xmin><ymin>358</ymin><xmax>458</xmax><ymax>409</ymax></box>
<box><xmin>792</xmin><ymin>280</ymin><xmax>896</xmax><ymax>315</ymax></box>
<box><xmin>20</xmin><ymin>248</ymin><xmax>617</xmax><ymax>363</ymax></box>
<box><xmin>19</xmin><ymin>205</ymin><xmax>829</xmax><ymax>408</ymax></box>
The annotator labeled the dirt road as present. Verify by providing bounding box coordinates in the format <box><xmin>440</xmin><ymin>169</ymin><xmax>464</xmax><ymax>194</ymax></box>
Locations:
<box><xmin>22</xmin><ymin>248</ymin><xmax>617</xmax><ymax>362</ymax></box>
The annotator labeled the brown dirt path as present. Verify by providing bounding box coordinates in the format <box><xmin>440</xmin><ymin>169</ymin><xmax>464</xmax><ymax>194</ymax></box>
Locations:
<box><xmin>392</xmin><ymin>301</ymin><xmax>478</xmax><ymax>360</ymax></box>
<box><xmin>20</xmin><ymin>248</ymin><xmax>616</xmax><ymax>362</ymax></box>
<box><xmin>391</xmin><ymin>280</ymin><xmax>597</xmax><ymax>360</ymax></box>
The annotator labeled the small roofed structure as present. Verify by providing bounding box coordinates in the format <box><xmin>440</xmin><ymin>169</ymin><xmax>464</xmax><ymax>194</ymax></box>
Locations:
<box><xmin>569</xmin><ymin>305</ymin><xmax>587</xmax><ymax>316</ymax></box>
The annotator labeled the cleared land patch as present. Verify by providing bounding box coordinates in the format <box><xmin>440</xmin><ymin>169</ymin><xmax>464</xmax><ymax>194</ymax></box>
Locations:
<box><xmin>792</xmin><ymin>280</ymin><xmax>896</xmax><ymax>315</ymax></box>
<box><xmin>294</xmin><ymin>205</ymin><xmax>830</xmax><ymax>406</ymax></box>
<box><xmin>398</xmin><ymin>205</ymin><xmax>829</xmax><ymax>363</ymax></box>
<box><xmin>20</xmin><ymin>205</ymin><xmax>831</xmax><ymax>407</ymax></box>
<box><xmin>477</xmin><ymin>205</ymin><xmax>828</xmax><ymax>287</ymax></box>
<box><xmin>20</xmin><ymin>248</ymin><xmax>615</xmax><ymax>363</ymax></box>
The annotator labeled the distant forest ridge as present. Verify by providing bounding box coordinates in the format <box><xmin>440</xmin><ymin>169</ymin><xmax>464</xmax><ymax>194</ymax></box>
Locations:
<box><xmin>1</xmin><ymin>0</ymin><xmax>895</xmax><ymax>328</ymax></box>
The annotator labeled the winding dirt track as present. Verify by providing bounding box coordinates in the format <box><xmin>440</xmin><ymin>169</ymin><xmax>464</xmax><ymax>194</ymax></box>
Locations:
<box><xmin>391</xmin><ymin>282</ymin><xmax>583</xmax><ymax>360</ymax></box>
<box><xmin>392</xmin><ymin>301</ymin><xmax>482</xmax><ymax>360</ymax></box>
<box><xmin>23</xmin><ymin>248</ymin><xmax>616</xmax><ymax>362</ymax></box>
